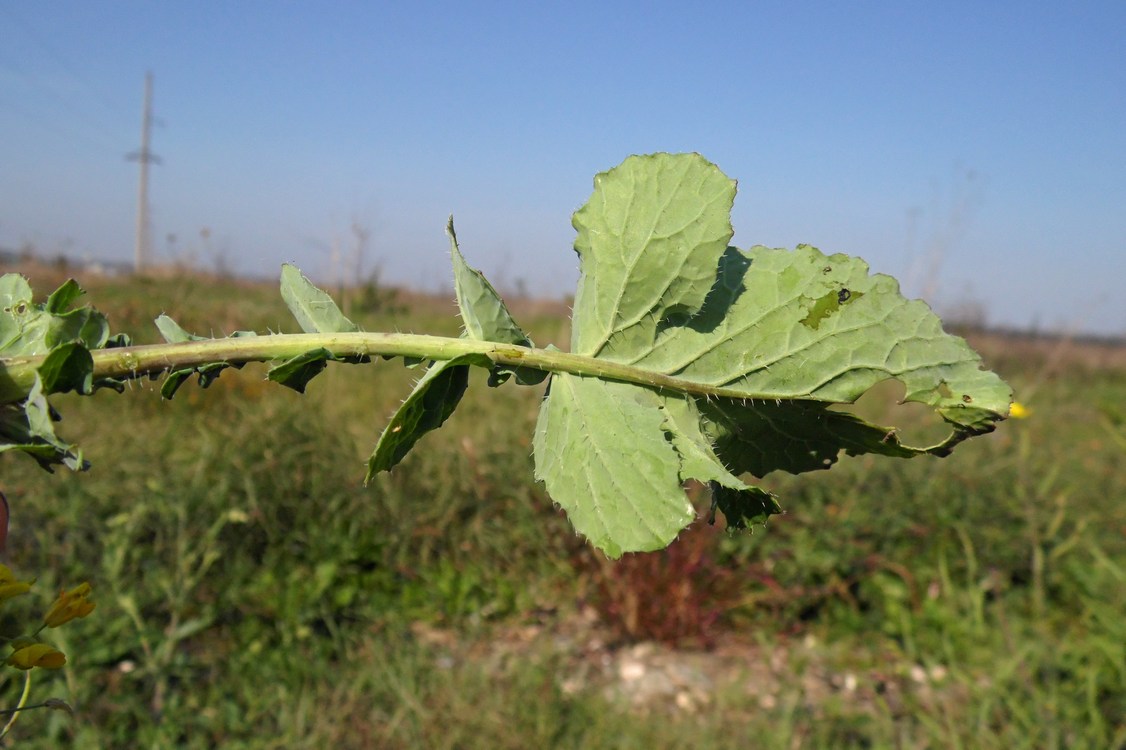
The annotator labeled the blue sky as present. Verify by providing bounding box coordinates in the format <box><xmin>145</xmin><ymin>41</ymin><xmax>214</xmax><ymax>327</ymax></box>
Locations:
<box><xmin>2</xmin><ymin>2</ymin><xmax>1124</xmax><ymax>335</ymax></box>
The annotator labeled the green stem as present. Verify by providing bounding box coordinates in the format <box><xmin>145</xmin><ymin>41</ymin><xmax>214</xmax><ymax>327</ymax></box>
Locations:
<box><xmin>0</xmin><ymin>332</ymin><xmax>780</xmax><ymax>405</ymax></box>
<box><xmin>0</xmin><ymin>670</ymin><xmax>31</xmax><ymax>740</ymax></box>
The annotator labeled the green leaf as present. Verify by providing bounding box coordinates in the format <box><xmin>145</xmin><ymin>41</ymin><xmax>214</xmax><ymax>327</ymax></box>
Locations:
<box><xmin>449</xmin><ymin>216</ymin><xmax>532</xmax><ymax>347</ymax></box>
<box><xmin>659</xmin><ymin>395</ymin><xmax>745</xmax><ymax>489</ymax></box>
<box><xmin>533</xmin><ymin>375</ymin><xmax>695</xmax><ymax>557</ymax></box>
<box><xmin>45</xmin><ymin>279</ymin><xmax>84</xmax><ymax>314</ymax></box>
<box><xmin>280</xmin><ymin>264</ymin><xmax>358</xmax><ymax>334</ymax></box>
<box><xmin>0</xmin><ymin>277</ymin><xmax>117</xmax><ymax>469</ymax></box>
<box><xmin>700</xmin><ymin>398</ymin><xmax>916</xmax><ymax>477</ymax></box>
<box><xmin>0</xmin><ymin>274</ymin><xmax>33</xmax><ymax>313</ymax></box>
<box><xmin>660</xmin><ymin>395</ymin><xmax>781</xmax><ymax>530</ymax></box>
<box><xmin>366</xmin><ymin>354</ymin><xmax>490</xmax><ymax>479</ymax></box>
<box><xmin>531</xmin><ymin>377</ymin><xmax>784</xmax><ymax>553</ymax></box>
<box><xmin>0</xmin><ymin>275</ymin><xmax>110</xmax><ymax>360</ymax></box>
<box><xmin>267</xmin><ymin>348</ymin><xmax>337</xmax><ymax>393</ymax></box>
<box><xmin>159</xmin><ymin>370</ymin><xmax>195</xmax><ymax>400</ymax></box>
<box><xmin>155</xmin><ymin>314</ymin><xmax>207</xmax><ymax>343</ymax></box>
<box><xmin>448</xmin><ymin>217</ymin><xmax>546</xmax><ymax>386</ymax></box>
<box><xmin>364</xmin><ymin>221</ymin><xmax>546</xmax><ymax>481</ymax></box>
<box><xmin>570</xmin><ymin>152</ymin><xmax>736</xmax><ymax>358</ymax></box>
<box><xmin>624</xmin><ymin>243</ymin><xmax>1010</xmax><ymax>432</ymax></box>
<box><xmin>710</xmin><ymin>483</ymin><xmax>781</xmax><ymax>532</ymax></box>
<box><xmin>534</xmin><ymin>152</ymin><xmax>1010</xmax><ymax>554</ymax></box>
<box><xmin>153</xmin><ymin>317</ymin><xmax>256</xmax><ymax>398</ymax></box>
<box><xmin>38</xmin><ymin>342</ymin><xmax>94</xmax><ymax>395</ymax></box>
<box><xmin>0</xmin><ymin>376</ymin><xmax>86</xmax><ymax>471</ymax></box>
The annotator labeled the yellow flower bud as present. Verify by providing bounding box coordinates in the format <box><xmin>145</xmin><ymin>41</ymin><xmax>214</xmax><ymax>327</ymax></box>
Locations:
<box><xmin>43</xmin><ymin>582</ymin><xmax>96</xmax><ymax>628</ymax></box>
<box><xmin>1009</xmin><ymin>401</ymin><xmax>1031</xmax><ymax>419</ymax></box>
<box><xmin>0</xmin><ymin>564</ymin><xmax>33</xmax><ymax>603</ymax></box>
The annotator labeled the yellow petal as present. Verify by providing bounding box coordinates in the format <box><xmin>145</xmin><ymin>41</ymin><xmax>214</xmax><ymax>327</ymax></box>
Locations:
<box><xmin>7</xmin><ymin>643</ymin><xmax>67</xmax><ymax>670</ymax></box>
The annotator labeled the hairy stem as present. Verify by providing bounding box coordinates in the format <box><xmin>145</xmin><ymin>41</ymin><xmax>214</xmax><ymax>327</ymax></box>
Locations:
<box><xmin>0</xmin><ymin>332</ymin><xmax>778</xmax><ymax>405</ymax></box>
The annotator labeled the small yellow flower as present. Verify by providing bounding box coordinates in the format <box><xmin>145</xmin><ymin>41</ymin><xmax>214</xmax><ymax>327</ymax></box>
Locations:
<box><xmin>1009</xmin><ymin>401</ymin><xmax>1031</xmax><ymax>419</ymax></box>
<box><xmin>43</xmin><ymin>582</ymin><xmax>96</xmax><ymax>628</ymax></box>
<box><xmin>0</xmin><ymin>564</ymin><xmax>33</xmax><ymax>603</ymax></box>
<box><xmin>7</xmin><ymin>642</ymin><xmax>66</xmax><ymax>670</ymax></box>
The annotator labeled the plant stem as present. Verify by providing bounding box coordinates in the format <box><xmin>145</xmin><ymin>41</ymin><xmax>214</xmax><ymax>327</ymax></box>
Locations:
<box><xmin>0</xmin><ymin>670</ymin><xmax>31</xmax><ymax>740</ymax></box>
<box><xmin>0</xmin><ymin>332</ymin><xmax>779</xmax><ymax>404</ymax></box>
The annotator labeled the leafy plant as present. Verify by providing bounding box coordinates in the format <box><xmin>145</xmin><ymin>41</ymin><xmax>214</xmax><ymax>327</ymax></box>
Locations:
<box><xmin>0</xmin><ymin>153</ymin><xmax>1011</xmax><ymax>557</ymax></box>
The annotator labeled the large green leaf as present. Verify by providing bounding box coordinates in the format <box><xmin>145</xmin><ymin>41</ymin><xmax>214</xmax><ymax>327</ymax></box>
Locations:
<box><xmin>534</xmin><ymin>152</ymin><xmax>1011</xmax><ymax>555</ymax></box>
<box><xmin>533</xmin><ymin>375</ymin><xmax>694</xmax><ymax>558</ymax></box>
<box><xmin>626</xmin><ymin>244</ymin><xmax>1009</xmax><ymax>432</ymax></box>
<box><xmin>571</xmin><ymin>153</ymin><xmax>736</xmax><ymax>358</ymax></box>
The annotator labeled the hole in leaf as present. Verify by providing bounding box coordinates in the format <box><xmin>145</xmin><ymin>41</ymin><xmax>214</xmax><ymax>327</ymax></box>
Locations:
<box><xmin>831</xmin><ymin>378</ymin><xmax>953</xmax><ymax>447</ymax></box>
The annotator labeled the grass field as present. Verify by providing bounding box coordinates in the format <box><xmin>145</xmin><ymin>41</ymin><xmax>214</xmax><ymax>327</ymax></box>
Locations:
<box><xmin>1</xmin><ymin>265</ymin><xmax>1124</xmax><ymax>748</ymax></box>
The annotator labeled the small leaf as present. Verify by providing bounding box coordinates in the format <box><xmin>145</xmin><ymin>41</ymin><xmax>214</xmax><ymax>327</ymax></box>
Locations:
<box><xmin>711</xmin><ymin>483</ymin><xmax>782</xmax><ymax>531</ymax></box>
<box><xmin>661</xmin><ymin>396</ymin><xmax>781</xmax><ymax>531</ymax></box>
<box><xmin>45</xmin><ymin>279</ymin><xmax>84</xmax><ymax>313</ymax></box>
<box><xmin>194</xmin><ymin>362</ymin><xmax>231</xmax><ymax>389</ymax></box>
<box><xmin>38</xmin><ymin>342</ymin><xmax>94</xmax><ymax>395</ymax></box>
<box><xmin>448</xmin><ymin>218</ymin><xmax>546</xmax><ymax>386</ymax></box>
<box><xmin>160</xmin><ymin>370</ymin><xmax>195</xmax><ymax>400</ymax></box>
<box><xmin>105</xmin><ymin>332</ymin><xmax>132</xmax><ymax>348</ymax></box>
<box><xmin>660</xmin><ymin>396</ymin><xmax>743</xmax><ymax>489</ymax></box>
<box><xmin>267</xmin><ymin>348</ymin><xmax>337</xmax><ymax>393</ymax></box>
<box><xmin>280</xmin><ymin>264</ymin><xmax>358</xmax><ymax>334</ymax></box>
<box><xmin>154</xmin><ymin>318</ymin><xmax>256</xmax><ymax>398</ymax></box>
<box><xmin>155</xmin><ymin>314</ymin><xmax>206</xmax><ymax>343</ymax></box>
<box><xmin>449</xmin><ymin>217</ymin><xmax>531</xmax><ymax>346</ymax></box>
<box><xmin>366</xmin><ymin>354</ymin><xmax>490</xmax><ymax>479</ymax></box>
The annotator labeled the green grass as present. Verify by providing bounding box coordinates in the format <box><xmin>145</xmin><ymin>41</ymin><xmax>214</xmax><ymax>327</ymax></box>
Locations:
<box><xmin>1</xmin><ymin>269</ymin><xmax>1124</xmax><ymax>748</ymax></box>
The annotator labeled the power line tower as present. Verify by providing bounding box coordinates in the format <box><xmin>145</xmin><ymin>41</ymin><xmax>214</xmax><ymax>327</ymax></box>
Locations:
<box><xmin>126</xmin><ymin>71</ymin><xmax>161</xmax><ymax>273</ymax></box>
